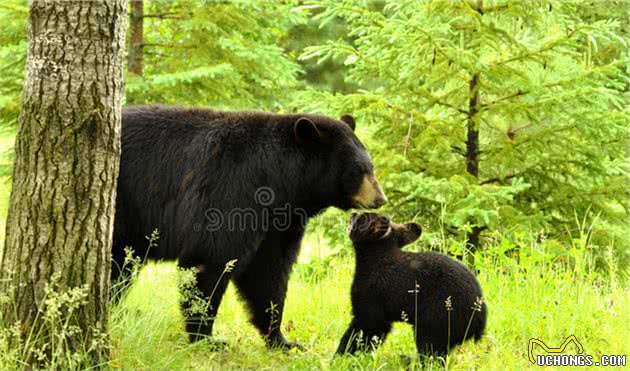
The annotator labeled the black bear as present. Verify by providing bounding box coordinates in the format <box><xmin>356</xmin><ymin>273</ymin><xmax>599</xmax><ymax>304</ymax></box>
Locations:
<box><xmin>114</xmin><ymin>106</ymin><xmax>386</xmax><ymax>349</ymax></box>
<box><xmin>337</xmin><ymin>213</ymin><xmax>486</xmax><ymax>356</ymax></box>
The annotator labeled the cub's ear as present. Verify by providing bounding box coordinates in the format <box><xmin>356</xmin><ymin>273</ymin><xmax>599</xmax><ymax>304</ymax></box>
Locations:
<box><xmin>294</xmin><ymin>117</ymin><xmax>321</xmax><ymax>144</ymax></box>
<box><xmin>400</xmin><ymin>222</ymin><xmax>422</xmax><ymax>246</ymax></box>
<box><xmin>340</xmin><ymin>114</ymin><xmax>356</xmax><ymax>131</ymax></box>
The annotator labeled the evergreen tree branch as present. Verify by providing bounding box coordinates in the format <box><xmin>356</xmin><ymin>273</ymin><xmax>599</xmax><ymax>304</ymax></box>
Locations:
<box><xmin>491</xmin><ymin>30</ymin><xmax>578</xmax><ymax>67</ymax></box>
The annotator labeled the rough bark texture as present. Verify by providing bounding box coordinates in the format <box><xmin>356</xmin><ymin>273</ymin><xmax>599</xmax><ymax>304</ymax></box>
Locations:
<box><xmin>0</xmin><ymin>0</ymin><xmax>127</xmax><ymax>364</ymax></box>
<box><xmin>128</xmin><ymin>0</ymin><xmax>143</xmax><ymax>76</ymax></box>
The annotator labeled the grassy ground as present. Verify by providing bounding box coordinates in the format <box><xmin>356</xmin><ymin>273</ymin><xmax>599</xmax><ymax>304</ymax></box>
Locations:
<box><xmin>106</xmin><ymin>258</ymin><xmax>628</xmax><ymax>371</ymax></box>
<box><xmin>1</xmin><ymin>128</ymin><xmax>629</xmax><ymax>370</ymax></box>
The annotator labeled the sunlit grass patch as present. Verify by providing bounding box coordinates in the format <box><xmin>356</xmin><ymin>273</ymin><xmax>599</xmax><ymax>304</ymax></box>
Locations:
<box><xmin>104</xmin><ymin>249</ymin><xmax>628</xmax><ymax>370</ymax></box>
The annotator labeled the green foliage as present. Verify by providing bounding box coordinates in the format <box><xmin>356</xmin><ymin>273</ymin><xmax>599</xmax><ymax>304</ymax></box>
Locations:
<box><xmin>126</xmin><ymin>0</ymin><xmax>304</xmax><ymax>110</ymax></box>
<box><xmin>295</xmin><ymin>0</ymin><xmax>630</xmax><ymax>260</ymax></box>
<box><xmin>285</xmin><ymin>8</ymin><xmax>357</xmax><ymax>94</ymax></box>
<box><xmin>0</xmin><ymin>274</ymin><xmax>108</xmax><ymax>369</ymax></box>
<box><xmin>0</xmin><ymin>0</ymin><xmax>304</xmax><ymax>121</ymax></box>
<box><xmin>0</xmin><ymin>0</ymin><xmax>27</xmax><ymax>128</ymax></box>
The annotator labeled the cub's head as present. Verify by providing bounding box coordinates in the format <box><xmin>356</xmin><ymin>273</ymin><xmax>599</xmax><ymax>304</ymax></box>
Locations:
<box><xmin>348</xmin><ymin>212</ymin><xmax>422</xmax><ymax>248</ymax></box>
<box><xmin>292</xmin><ymin>114</ymin><xmax>387</xmax><ymax>210</ymax></box>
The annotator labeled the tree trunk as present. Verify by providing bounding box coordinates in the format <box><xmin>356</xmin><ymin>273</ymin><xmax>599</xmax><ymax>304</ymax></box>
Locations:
<box><xmin>129</xmin><ymin>0</ymin><xmax>144</xmax><ymax>76</ymax></box>
<box><xmin>0</xmin><ymin>0</ymin><xmax>127</xmax><ymax>366</ymax></box>
<box><xmin>465</xmin><ymin>72</ymin><xmax>482</xmax><ymax>251</ymax></box>
<box><xmin>465</xmin><ymin>73</ymin><xmax>480</xmax><ymax>178</ymax></box>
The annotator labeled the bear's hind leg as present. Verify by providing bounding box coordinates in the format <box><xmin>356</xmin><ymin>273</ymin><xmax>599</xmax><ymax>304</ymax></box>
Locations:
<box><xmin>233</xmin><ymin>228</ymin><xmax>303</xmax><ymax>350</ymax></box>
<box><xmin>415</xmin><ymin>331</ymin><xmax>449</xmax><ymax>357</ymax></box>
<box><xmin>179</xmin><ymin>260</ymin><xmax>231</xmax><ymax>343</ymax></box>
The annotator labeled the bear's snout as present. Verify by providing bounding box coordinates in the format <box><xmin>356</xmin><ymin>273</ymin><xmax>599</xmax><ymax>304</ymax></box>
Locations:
<box><xmin>352</xmin><ymin>174</ymin><xmax>387</xmax><ymax>209</ymax></box>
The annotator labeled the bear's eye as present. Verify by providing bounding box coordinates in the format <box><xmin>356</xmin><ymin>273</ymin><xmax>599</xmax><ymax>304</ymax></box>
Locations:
<box><xmin>341</xmin><ymin>163</ymin><xmax>363</xmax><ymax>179</ymax></box>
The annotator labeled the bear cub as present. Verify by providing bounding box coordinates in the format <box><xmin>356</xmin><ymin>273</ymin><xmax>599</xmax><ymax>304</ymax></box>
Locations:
<box><xmin>337</xmin><ymin>213</ymin><xmax>487</xmax><ymax>356</ymax></box>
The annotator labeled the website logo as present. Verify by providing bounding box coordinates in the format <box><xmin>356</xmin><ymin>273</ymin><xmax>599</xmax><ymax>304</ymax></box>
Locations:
<box><xmin>528</xmin><ymin>335</ymin><xmax>626</xmax><ymax>367</ymax></box>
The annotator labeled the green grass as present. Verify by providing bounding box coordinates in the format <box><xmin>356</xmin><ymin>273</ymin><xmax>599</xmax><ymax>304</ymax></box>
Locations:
<box><xmin>105</xmin><ymin>257</ymin><xmax>628</xmax><ymax>370</ymax></box>
<box><xmin>1</xmin><ymin>130</ymin><xmax>629</xmax><ymax>370</ymax></box>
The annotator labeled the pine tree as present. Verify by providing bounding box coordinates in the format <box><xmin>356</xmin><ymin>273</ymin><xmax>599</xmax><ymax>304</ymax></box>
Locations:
<box><xmin>125</xmin><ymin>0</ymin><xmax>303</xmax><ymax>110</ymax></box>
<box><xmin>297</xmin><ymin>0</ymin><xmax>629</xmax><ymax>255</ymax></box>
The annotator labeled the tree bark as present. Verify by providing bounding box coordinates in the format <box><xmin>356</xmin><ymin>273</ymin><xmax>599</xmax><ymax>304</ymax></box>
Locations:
<box><xmin>465</xmin><ymin>73</ymin><xmax>480</xmax><ymax>178</ymax></box>
<box><xmin>129</xmin><ymin>0</ymin><xmax>143</xmax><ymax>76</ymax></box>
<box><xmin>0</xmin><ymin>0</ymin><xmax>127</xmax><ymax>365</ymax></box>
<box><xmin>465</xmin><ymin>72</ymin><xmax>482</xmax><ymax>251</ymax></box>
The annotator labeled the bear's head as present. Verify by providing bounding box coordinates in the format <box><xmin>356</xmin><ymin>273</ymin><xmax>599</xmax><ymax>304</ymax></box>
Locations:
<box><xmin>348</xmin><ymin>212</ymin><xmax>422</xmax><ymax>249</ymax></box>
<box><xmin>293</xmin><ymin>114</ymin><xmax>387</xmax><ymax>211</ymax></box>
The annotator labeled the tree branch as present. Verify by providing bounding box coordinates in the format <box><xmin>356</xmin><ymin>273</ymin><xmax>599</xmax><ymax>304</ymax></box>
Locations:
<box><xmin>144</xmin><ymin>51</ymin><xmax>173</xmax><ymax>58</ymax></box>
<box><xmin>482</xmin><ymin>77</ymin><xmax>577</xmax><ymax>108</ymax></box>
<box><xmin>481</xmin><ymin>89</ymin><xmax>528</xmax><ymax>107</ymax></box>
<box><xmin>451</xmin><ymin>144</ymin><xmax>466</xmax><ymax>157</ymax></box>
<box><xmin>141</xmin><ymin>43</ymin><xmax>173</xmax><ymax>48</ymax></box>
<box><xmin>480</xmin><ymin>173</ymin><xmax>520</xmax><ymax>185</ymax></box>
<box><xmin>433</xmin><ymin>98</ymin><xmax>468</xmax><ymax>115</ymax></box>
<box><xmin>491</xmin><ymin>29</ymin><xmax>577</xmax><ymax>67</ymax></box>
<box><xmin>138</xmin><ymin>12</ymin><xmax>190</xmax><ymax>20</ymax></box>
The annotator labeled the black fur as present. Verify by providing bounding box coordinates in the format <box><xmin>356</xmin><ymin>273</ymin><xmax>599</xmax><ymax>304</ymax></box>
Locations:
<box><xmin>337</xmin><ymin>213</ymin><xmax>487</xmax><ymax>356</ymax></box>
<box><xmin>113</xmin><ymin>105</ymin><xmax>379</xmax><ymax>349</ymax></box>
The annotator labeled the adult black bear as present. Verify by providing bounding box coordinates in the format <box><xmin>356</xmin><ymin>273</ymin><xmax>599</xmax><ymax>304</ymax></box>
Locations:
<box><xmin>114</xmin><ymin>106</ymin><xmax>386</xmax><ymax>349</ymax></box>
<box><xmin>337</xmin><ymin>213</ymin><xmax>486</xmax><ymax>356</ymax></box>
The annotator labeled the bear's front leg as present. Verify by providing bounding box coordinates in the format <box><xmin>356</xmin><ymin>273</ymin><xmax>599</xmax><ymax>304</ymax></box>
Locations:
<box><xmin>336</xmin><ymin>318</ymin><xmax>392</xmax><ymax>354</ymax></box>
<box><xmin>234</xmin><ymin>227</ymin><xmax>304</xmax><ymax>350</ymax></box>
<box><xmin>337</xmin><ymin>320</ymin><xmax>362</xmax><ymax>354</ymax></box>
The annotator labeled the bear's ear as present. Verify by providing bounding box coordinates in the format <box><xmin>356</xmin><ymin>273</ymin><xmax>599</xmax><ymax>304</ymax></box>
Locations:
<box><xmin>399</xmin><ymin>222</ymin><xmax>422</xmax><ymax>246</ymax></box>
<box><xmin>294</xmin><ymin>117</ymin><xmax>321</xmax><ymax>144</ymax></box>
<box><xmin>340</xmin><ymin>114</ymin><xmax>356</xmax><ymax>131</ymax></box>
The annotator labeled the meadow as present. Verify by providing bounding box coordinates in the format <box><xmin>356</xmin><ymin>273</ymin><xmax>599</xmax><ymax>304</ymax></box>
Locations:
<box><xmin>1</xmin><ymin>130</ymin><xmax>629</xmax><ymax>370</ymax></box>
